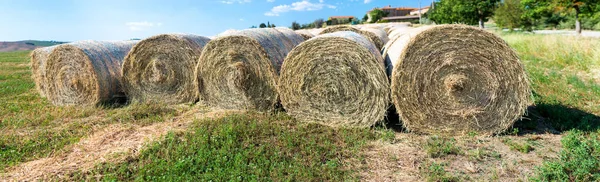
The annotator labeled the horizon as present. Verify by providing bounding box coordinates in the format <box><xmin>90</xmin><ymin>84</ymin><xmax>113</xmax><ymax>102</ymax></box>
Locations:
<box><xmin>0</xmin><ymin>0</ymin><xmax>431</xmax><ymax>42</ymax></box>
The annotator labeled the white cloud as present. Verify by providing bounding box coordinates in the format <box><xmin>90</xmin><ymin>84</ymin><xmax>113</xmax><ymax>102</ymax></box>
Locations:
<box><xmin>219</xmin><ymin>0</ymin><xmax>251</xmax><ymax>4</ymax></box>
<box><xmin>239</xmin><ymin>18</ymin><xmax>245</xmax><ymax>21</ymax></box>
<box><xmin>264</xmin><ymin>0</ymin><xmax>336</xmax><ymax>16</ymax></box>
<box><xmin>364</xmin><ymin>0</ymin><xmax>373</xmax><ymax>3</ymax></box>
<box><xmin>267</xmin><ymin>0</ymin><xmax>275</xmax><ymax>2</ymax></box>
<box><xmin>126</xmin><ymin>21</ymin><xmax>162</xmax><ymax>31</ymax></box>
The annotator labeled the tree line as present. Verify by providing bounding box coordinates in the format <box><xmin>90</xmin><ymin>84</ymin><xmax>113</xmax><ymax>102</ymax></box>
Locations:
<box><xmin>427</xmin><ymin>0</ymin><xmax>598</xmax><ymax>34</ymax></box>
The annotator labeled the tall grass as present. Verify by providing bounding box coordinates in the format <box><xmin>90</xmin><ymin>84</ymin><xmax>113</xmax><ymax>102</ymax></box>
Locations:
<box><xmin>502</xmin><ymin>33</ymin><xmax>600</xmax><ymax>131</ymax></box>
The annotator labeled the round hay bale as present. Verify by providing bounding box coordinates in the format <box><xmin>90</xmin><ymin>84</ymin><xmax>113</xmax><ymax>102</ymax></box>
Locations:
<box><xmin>294</xmin><ymin>29</ymin><xmax>315</xmax><ymax>40</ymax></box>
<box><xmin>31</xmin><ymin>46</ymin><xmax>57</xmax><ymax>98</ymax></box>
<box><xmin>45</xmin><ymin>40</ymin><xmax>138</xmax><ymax>106</ymax></box>
<box><xmin>361</xmin><ymin>27</ymin><xmax>389</xmax><ymax>47</ymax></box>
<box><xmin>319</xmin><ymin>26</ymin><xmax>359</xmax><ymax>35</ymax></box>
<box><xmin>308</xmin><ymin>28</ymin><xmax>324</xmax><ymax>36</ymax></box>
<box><xmin>319</xmin><ymin>26</ymin><xmax>384</xmax><ymax>50</ymax></box>
<box><xmin>279</xmin><ymin>31</ymin><xmax>389</xmax><ymax>128</ymax></box>
<box><xmin>382</xmin><ymin>27</ymin><xmax>414</xmax><ymax>75</ymax></box>
<box><xmin>196</xmin><ymin>28</ymin><xmax>304</xmax><ymax>110</ymax></box>
<box><xmin>122</xmin><ymin>34</ymin><xmax>210</xmax><ymax>104</ymax></box>
<box><xmin>388</xmin><ymin>25</ymin><xmax>531</xmax><ymax>135</ymax></box>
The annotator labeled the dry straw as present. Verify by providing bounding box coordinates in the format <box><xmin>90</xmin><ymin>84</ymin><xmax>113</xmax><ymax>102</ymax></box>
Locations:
<box><xmin>388</xmin><ymin>25</ymin><xmax>531</xmax><ymax>135</ymax></box>
<box><xmin>278</xmin><ymin>31</ymin><xmax>389</xmax><ymax>128</ymax></box>
<box><xmin>122</xmin><ymin>34</ymin><xmax>210</xmax><ymax>104</ymax></box>
<box><xmin>45</xmin><ymin>40</ymin><xmax>138</xmax><ymax>106</ymax></box>
<box><xmin>361</xmin><ymin>27</ymin><xmax>389</xmax><ymax>48</ymax></box>
<box><xmin>195</xmin><ymin>28</ymin><xmax>304</xmax><ymax>110</ymax></box>
<box><xmin>319</xmin><ymin>26</ymin><xmax>384</xmax><ymax>50</ymax></box>
<box><xmin>30</xmin><ymin>46</ymin><xmax>57</xmax><ymax>97</ymax></box>
<box><xmin>294</xmin><ymin>29</ymin><xmax>315</xmax><ymax>40</ymax></box>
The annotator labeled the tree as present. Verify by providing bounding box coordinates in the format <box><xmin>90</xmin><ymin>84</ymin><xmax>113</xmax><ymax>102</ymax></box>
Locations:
<box><xmin>250</xmin><ymin>25</ymin><xmax>257</xmax><ymax>28</ymax></box>
<box><xmin>369</xmin><ymin>9</ymin><xmax>389</xmax><ymax>23</ymax></box>
<box><xmin>494</xmin><ymin>0</ymin><xmax>524</xmax><ymax>31</ymax></box>
<box><xmin>314</xmin><ymin>19</ymin><xmax>325</xmax><ymax>28</ymax></box>
<box><xmin>259</xmin><ymin>23</ymin><xmax>267</xmax><ymax>28</ymax></box>
<box><xmin>362</xmin><ymin>14</ymin><xmax>369</xmax><ymax>22</ymax></box>
<box><xmin>271</xmin><ymin>24</ymin><xmax>276</xmax><ymax>28</ymax></box>
<box><xmin>552</xmin><ymin>0</ymin><xmax>597</xmax><ymax>34</ymax></box>
<box><xmin>291</xmin><ymin>21</ymin><xmax>301</xmax><ymax>30</ymax></box>
<box><xmin>428</xmin><ymin>0</ymin><xmax>500</xmax><ymax>28</ymax></box>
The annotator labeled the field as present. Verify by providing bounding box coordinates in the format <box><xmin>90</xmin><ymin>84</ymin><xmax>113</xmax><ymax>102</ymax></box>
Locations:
<box><xmin>1</xmin><ymin>33</ymin><xmax>599</xmax><ymax>181</ymax></box>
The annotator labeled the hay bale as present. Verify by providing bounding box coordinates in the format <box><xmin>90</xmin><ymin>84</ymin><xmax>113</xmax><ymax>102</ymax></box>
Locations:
<box><xmin>388</xmin><ymin>25</ymin><xmax>531</xmax><ymax>135</ymax></box>
<box><xmin>382</xmin><ymin>27</ymin><xmax>414</xmax><ymax>75</ymax></box>
<box><xmin>361</xmin><ymin>27</ymin><xmax>389</xmax><ymax>47</ymax></box>
<box><xmin>294</xmin><ymin>29</ymin><xmax>315</xmax><ymax>40</ymax></box>
<box><xmin>31</xmin><ymin>46</ymin><xmax>57</xmax><ymax>98</ymax></box>
<box><xmin>122</xmin><ymin>34</ymin><xmax>210</xmax><ymax>104</ymax></box>
<box><xmin>196</xmin><ymin>28</ymin><xmax>304</xmax><ymax>110</ymax></box>
<box><xmin>45</xmin><ymin>40</ymin><xmax>138</xmax><ymax>106</ymax></box>
<box><xmin>308</xmin><ymin>28</ymin><xmax>324</xmax><ymax>36</ymax></box>
<box><xmin>278</xmin><ymin>31</ymin><xmax>389</xmax><ymax>128</ymax></box>
<box><xmin>319</xmin><ymin>26</ymin><xmax>384</xmax><ymax>50</ymax></box>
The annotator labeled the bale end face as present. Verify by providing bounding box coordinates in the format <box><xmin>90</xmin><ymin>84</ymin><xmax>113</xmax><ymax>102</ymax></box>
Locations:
<box><xmin>122</xmin><ymin>34</ymin><xmax>210</xmax><ymax>104</ymax></box>
<box><xmin>196</xmin><ymin>36</ymin><xmax>279</xmax><ymax>111</ymax></box>
<box><xmin>390</xmin><ymin>25</ymin><xmax>531</xmax><ymax>135</ymax></box>
<box><xmin>279</xmin><ymin>32</ymin><xmax>390</xmax><ymax>128</ymax></box>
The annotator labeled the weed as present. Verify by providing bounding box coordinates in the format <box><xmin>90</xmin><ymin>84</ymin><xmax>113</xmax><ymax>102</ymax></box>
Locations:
<box><xmin>425</xmin><ymin>136</ymin><xmax>462</xmax><ymax>158</ymax></box>
<box><xmin>503</xmin><ymin>139</ymin><xmax>534</xmax><ymax>153</ymax></box>
<box><xmin>531</xmin><ymin>130</ymin><xmax>600</xmax><ymax>181</ymax></box>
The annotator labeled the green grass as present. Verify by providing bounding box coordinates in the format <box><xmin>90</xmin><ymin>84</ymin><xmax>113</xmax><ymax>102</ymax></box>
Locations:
<box><xmin>502</xmin><ymin>33</ymin><xmax>600</xmax><ymax>180</ymax></box>
<box><xmin>69</xmin><ymin>113</ymin><xmax>384</xmax><ymax>181</ymax></box>
<box><xmin>531</xmin><ymin>130</ymin><xmax>600</xmax><ymax>181</ymax></box>
<box><xmin>425</xmin><ymin>136</ymin><xmax>462</xmax><ymax>158</ymax></box>
<box><xmin>502</xmin><ymin>139</ymin><xmax>534</xmax><ymax>153</ymax></box>
<box><xmin>502</xmin><ymin>33</ymin><xmax>600</xmax><ymax>132</ymax></box>
<box><xmin>423</xmin><ymin>162</ymin><xmax>460</xmax><ymax>182</ymax></box>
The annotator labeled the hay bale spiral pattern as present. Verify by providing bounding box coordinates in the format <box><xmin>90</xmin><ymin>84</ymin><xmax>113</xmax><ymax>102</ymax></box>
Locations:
<box><xmin>45</xmin><ymin>40</ymin><xmax>138</xmax><ymax>106</ymax></box>
<box><xmin>389</xmin><ymin>25</ymin><xmax>530</xmax><ymax>135</ymax></box>
<box><xmin>122</xmin><ymin>34</ymin><xmax>210</xmax><ymax>104</ymax></box>
<box><xmin>279</xmin><ymin>31</ymin><xmax>389</xmax><ymax>128</ymax></box>
<box><xmin>196</xmin><ymin>28</ymin><xmax>304</xmax><ymax>110</ymax></box>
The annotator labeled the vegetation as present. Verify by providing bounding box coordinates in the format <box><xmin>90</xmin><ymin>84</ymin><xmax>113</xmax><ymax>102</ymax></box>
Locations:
<box><xmin>531</xmin><ymin>130</ymin><xmax>600</xmax><ymax>181</ymax></box>
<box><xmin>71</xmin><ymin>113</ymin><xmax>383</xmax><ymax>181</ymax></box>
<box><xmin>493</xmin><ymin>0</ymin><xmax>600</xmax><ymax>32</ymax></box>
<box><xmin>494</xmin><ymin>0</ymin><xmax>525</xmax><ymax>31</ymax></box>
<box><xmin>423</xmin><ymin>162</ymin><xmax>460</xmax><ymax>182</ymax></box>
<box><xmin>367</xmin><ymin>9</ymin><xmax>389</xmax><ymax>23</ymax></box>
<box><xmin>425</xmin><ymin>136</ymin><xmax>462</xmax><ymax>158</ymax></box>
<box><xmin>428</xmin><ymin>0</ymin><xmax>500</xmax><ymax>28</ymax></box>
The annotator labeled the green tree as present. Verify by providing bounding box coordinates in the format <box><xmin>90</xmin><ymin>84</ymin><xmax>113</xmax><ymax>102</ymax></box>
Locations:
<box><xmin>259</xmin><ymin>23</ymin><xmax>267</xmax><ymax>28</ymax></box>
<box><xmin>362</xmin><ymin>14</ymin><xmax>369</xmax><ymax>23</ymax></box>
<box><xmin>291</xmin><ymin>21</ymin><xmax>300</xmax><ymax>30</ymax></box>
<box><xmin>494</xmin><ymin>0</ymin><xmax>525</xmax><ymax>31</ymax></box>
<box><xmin>428</xmin><ymin>0</ymin><xmax>500</xmax><ymax>28</ymax></box>
<box><xmin>369</xmin><ymin>9</ymin><xmax>389</xmax><ymax>23</ymax></box>
<box><xmin>314</xmin><ymin>19</ymin><xmax>325</xmax><ymax>28</ymax></box>
<box><xmin>552</xmin><ymin>0</ymin><xmax>597</xmax><ymax>34</ymax></box>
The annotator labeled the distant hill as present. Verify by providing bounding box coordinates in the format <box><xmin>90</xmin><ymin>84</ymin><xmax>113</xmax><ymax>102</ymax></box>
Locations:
<box><xmin>0</xmin><ymin>40</ymin><xmax>67</xmax><ymax>52</ymax></box>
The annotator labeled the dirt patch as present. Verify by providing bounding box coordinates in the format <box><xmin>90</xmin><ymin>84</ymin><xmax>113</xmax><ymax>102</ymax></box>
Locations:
<box><xmin>1</xmin><ymin>108</ymin><xmax>242</xmax><ymax>181</ymax></box>
<box><xmin>356</xmin><ymin>132</ymin><xmax>562</xmax><ymax>181</ymax></box>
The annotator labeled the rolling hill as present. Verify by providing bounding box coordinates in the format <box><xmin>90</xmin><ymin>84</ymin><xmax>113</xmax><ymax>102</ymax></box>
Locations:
<box><xmin>0</xmin><ymin>40</ymin><xmax>67</xmax><ymax>52</ymax></box>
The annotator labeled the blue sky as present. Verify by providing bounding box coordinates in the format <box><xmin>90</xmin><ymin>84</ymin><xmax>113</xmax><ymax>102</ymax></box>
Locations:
<box><xmin>0</xmin><ymin>0</ymin><xmax>429</xmax><ymax>41</ymax></box>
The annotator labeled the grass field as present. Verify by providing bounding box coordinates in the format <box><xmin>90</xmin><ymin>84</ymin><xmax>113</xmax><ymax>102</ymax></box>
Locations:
<box><xmin>1</xmin><ymin>32</ymin><xmax>599</xmax><ymax>181</ymax></box>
